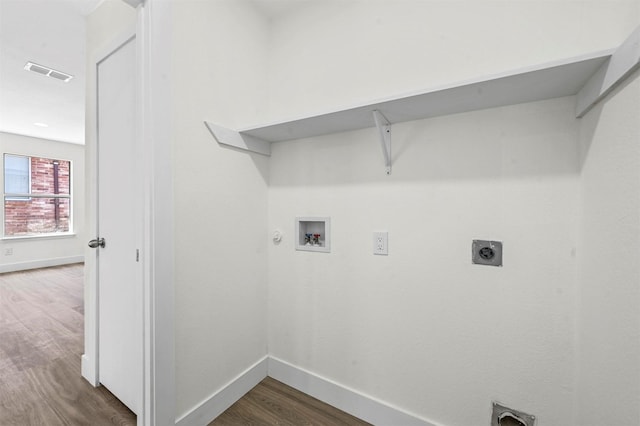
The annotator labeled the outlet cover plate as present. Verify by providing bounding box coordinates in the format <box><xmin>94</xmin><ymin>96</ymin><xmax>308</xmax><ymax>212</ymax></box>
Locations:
<box><xmin>472</xmin><ymin>240</ymin><xmax>502</xmax><ymax>267</ymax></box>
<box><xmin>373</xmin><ymin>232</ymin><xmax>388</xmax><ymax>255</ymax></box>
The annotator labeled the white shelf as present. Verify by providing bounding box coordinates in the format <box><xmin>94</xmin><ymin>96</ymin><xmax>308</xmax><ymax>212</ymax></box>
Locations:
<box><xmin>205</xmin><ymin>26</ymin><xmax>639</xmax><ymax>173</ymax></box>
<box><xmin>239</xmin><ymin>50</ymin><xmax>612</xmax><ymax>142</ymax></box>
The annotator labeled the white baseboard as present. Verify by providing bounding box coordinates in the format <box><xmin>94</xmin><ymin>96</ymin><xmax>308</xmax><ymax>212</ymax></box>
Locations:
<box><xmin>0</xmin><ymin>255</ymin><xmax>84</xmax><ymax>273</ymax></box>
<box><xmin>175</xmin><ymin>356</ymin><xmax>268</xmax><ymax>426</ymax></box>
<box><xmin>174</xmin><ymin>355</ymin><xmax>441</xmax><ymax>426</ymax></box>
<box><xmin>267</xmin><ymin>356</ymin><xmax>439</xmax><ymax>426</ymax></box>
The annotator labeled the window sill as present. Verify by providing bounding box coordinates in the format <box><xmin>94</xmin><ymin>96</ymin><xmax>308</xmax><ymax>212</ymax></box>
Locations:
<box><xmin>2</xmin><ymin>233</ymin><xmax>77</xmax><ymax>242</ymax></box>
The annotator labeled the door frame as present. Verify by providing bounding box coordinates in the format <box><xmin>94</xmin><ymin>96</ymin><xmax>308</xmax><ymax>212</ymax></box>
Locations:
<box><xmin>138</xmin><ymin>1</ymin><xmax>175</xmax><ymax>424</ymax></box>
<box><xmin>82</xmin><ymin>2</ymin><xmax>175</xmax><ymax>424</ymax></box>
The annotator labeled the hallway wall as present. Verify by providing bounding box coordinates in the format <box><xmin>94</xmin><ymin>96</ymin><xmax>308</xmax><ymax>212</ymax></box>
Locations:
<box><xmin>169</xmin><ymin>0</ymin><xmax>270</xmax><ymax>419</ymax></box>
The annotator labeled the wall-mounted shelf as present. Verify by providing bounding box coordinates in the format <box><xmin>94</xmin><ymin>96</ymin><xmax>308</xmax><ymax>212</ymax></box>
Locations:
<box><xmin>205</xmin><ymin>26</ymin><xmax>640</xmax><ymax>173</ymax></box>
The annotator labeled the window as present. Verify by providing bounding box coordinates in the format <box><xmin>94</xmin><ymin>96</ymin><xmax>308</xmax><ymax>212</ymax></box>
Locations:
<box><xmin>4</xmin><ymin>154</ymin><xmax>30</xmax><ymax>200</ymax></box>
<box><xmin>3</xmin><ymin>154</ymin><xmax>72</xmax><ymax>237</ymax></box>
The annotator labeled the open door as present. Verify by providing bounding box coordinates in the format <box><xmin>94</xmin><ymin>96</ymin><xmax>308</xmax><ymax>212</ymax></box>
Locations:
<box><xmin>88</xmin><ymin>33</ymin><xmax>142</xmax><ymax>415</ymax></box>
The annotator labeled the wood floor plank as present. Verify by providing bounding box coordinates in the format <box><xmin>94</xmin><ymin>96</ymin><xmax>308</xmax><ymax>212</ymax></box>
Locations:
<box><xmin>0</xmin><ymin>264</ymin><xmax>136</xmax><ymax>426</ymax></box>
<box><xmin>0</xmin><ymin>320</ymin><xmax>55</xmax><ymax>371</ymax></box>
<box><xmin>211</xmin><ymin>377</ymin><xmax>371</xmax><ymax>426</ymax></box>
<box><xmin>0</xmin><ymin>286</ymin><xmax>28</xmax><ymax>326</ymax></box>
<box><xmin>0</xmin><ymin>372</ymin><xmax>67</xmax><ymax>426</ymax></box>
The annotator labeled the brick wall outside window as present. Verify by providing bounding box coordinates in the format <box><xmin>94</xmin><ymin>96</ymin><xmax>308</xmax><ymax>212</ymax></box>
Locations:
<box><xmin>4</xmin><ymin>157</ymin><xmax>71</xmax><ymax>236</ymax></box>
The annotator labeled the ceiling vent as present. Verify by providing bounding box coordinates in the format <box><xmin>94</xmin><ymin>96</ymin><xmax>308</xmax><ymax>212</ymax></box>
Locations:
<box><xmin>24</xmin><ymin>62</ymin><xmax>73</xmax><ymax>82</ymax></box>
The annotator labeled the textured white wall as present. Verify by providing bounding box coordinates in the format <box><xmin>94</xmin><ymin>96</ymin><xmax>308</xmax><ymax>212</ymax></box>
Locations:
<box><xmin>170</xmin><ymin>0</ymin><xmax>270</xmax><ymax>418</ymax></box>
<box><xmin>0</xmin><ymin>132</ymin><xmax>85</xmax><ymax>271</ymax></box>
<box><xmin>269</xmin><ymin>97</ymin><xmax>580</xmax><ymax>425</ymax></box>
<box><xmin>264</xmin><ymin>0</ymin><xmax>639</xmax><ymax>123</ymax></box>
<box><xmin>264</xmin><ymin>2</ymin><xmax>639</xmax><ymax>425</ymax></box>
<box><xmin>576</xmin><ymin>70</ymin><xmax>640</xmax><ymax>426</ymax></box>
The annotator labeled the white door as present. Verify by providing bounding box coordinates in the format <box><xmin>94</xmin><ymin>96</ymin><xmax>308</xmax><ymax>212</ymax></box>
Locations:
<box><xmin>94</xmin><ymin>35</ymin><xmax>142</xmax><ymax>414</ymax></box>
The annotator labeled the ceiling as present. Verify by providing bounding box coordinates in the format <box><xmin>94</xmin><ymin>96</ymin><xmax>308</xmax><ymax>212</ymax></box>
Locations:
<box><xmin>0</xmin><ymin>0</ymin><xmax>309</xmax><ymax>146</ymax></box>
<box><xmin>0</xmin><ymin>0</ymin><xmax>101</xmax><ymax>145</ymax></box>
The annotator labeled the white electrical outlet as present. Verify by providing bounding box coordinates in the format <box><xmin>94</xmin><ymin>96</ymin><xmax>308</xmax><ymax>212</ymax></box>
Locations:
<box><xmin>373</xmin><ymin>232</ymin><xmax>388</xmax><ymax>255</ymax></box>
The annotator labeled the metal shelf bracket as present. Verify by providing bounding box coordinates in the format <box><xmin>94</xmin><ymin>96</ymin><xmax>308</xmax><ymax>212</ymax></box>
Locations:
<box><xmin>372</xmin><ymin>110</ymin><xmax>392</xmax><ymax>175</ymax></box>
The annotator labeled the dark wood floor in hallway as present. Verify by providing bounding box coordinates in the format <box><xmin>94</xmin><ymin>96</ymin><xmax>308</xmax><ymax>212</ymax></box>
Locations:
<box><xmin>0</xmin><ymin>264</ymin><xmax>136</xmax><ymax>426</ymax></box>
<box><xmin>1</xmin><ymin>264</ymin><xmax>370</xmax><ymax>425</ymax></box>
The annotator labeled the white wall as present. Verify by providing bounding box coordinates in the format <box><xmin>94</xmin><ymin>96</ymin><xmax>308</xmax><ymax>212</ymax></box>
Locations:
<box><xmin>269</xmin><ymin>96</ymin><xmax>580</xmax><ymax>426</ymax></box>
<box><xmin>0</xmin><ymin>132</ymin><xmax>84</xmax><ymax>272</ymax></box>
<box><xmin>264</xmin><ymin>0</ymin><xmax>640</xmax><ymax>123</ymax></box>
<box><xmin>576</xmin><ymin>70</ymin><xmax>640</xmax><ymax>426</ymax></box>
<box><xmin>265</xmin><ymin>2</ymin><xmax>639</xmax><ymax>426</ymax></box>
<box><xmin>169</xmin><ymin>0</ymin><xmax>270</xmax><ymax>419</ymax></box>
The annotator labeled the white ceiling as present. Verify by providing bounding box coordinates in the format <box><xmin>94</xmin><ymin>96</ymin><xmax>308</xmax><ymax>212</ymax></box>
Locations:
<box><xmin>0</xmin><ymin>0</ymin><xmax>101</xmax><ymax>145</ymax></box>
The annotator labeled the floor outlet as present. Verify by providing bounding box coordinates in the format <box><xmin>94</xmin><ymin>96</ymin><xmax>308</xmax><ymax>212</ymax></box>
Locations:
<box><xmin>373</xmin><ymin>232</ymin><xmax>388</xmax><ymax>255</ymax></box>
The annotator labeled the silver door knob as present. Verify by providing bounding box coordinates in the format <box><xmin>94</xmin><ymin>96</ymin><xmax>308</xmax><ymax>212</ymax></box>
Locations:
<box><xmin>88</xmin><ymin>238</ymin><xmax>106</xmax><ymax>249</ymax></box>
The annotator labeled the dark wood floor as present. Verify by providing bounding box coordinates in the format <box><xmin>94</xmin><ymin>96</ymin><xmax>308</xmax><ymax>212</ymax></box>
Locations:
<box><xmin>1</xmin><ymin>264</ymin><xmax>370</xmax><ymax>425</ymax></box>
<box><xmin>0</xmin><ymin>264</ymin><xmax>136</xmax><ymax>426</ymax></box>
<box><xmin>211</xmin><ymin>376</ymin><xmax>371</xmax><ymax>426</ymax></box>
